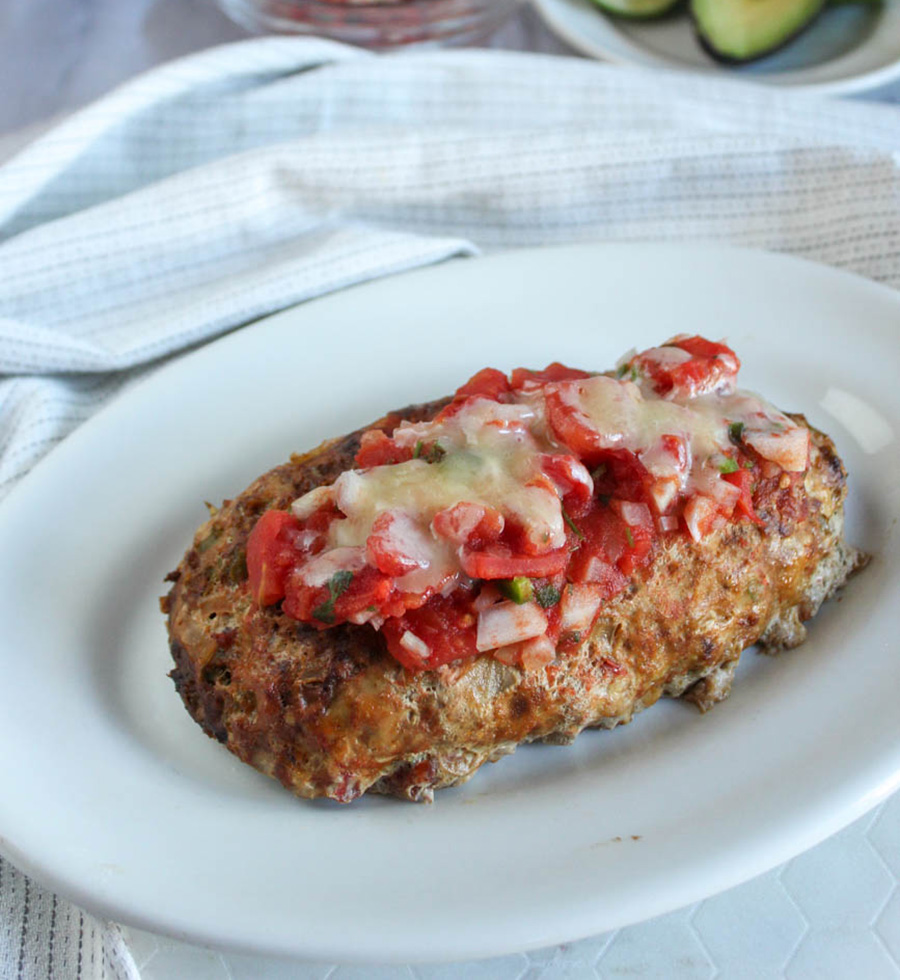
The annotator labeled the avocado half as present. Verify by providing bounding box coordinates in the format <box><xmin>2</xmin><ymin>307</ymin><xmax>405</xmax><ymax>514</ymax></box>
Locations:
<box><xmin>691</xmin><ymin>0</ymin><xmax>827</xmax><ymax>63</ymax></box>
<box><xmin>590</xmin><ymin>0</ymin><xmax>682</xmax><ymax>19</ymax></box>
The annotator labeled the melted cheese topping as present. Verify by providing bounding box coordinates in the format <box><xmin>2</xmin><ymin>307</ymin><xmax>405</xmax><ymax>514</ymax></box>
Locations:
<box><xmin>564</xmin><ymin>376</ymin><xmax>729</xmax><ymax>459</ymax></box>
<box><xmin>290</xmin><ymin>370</ymin><xmax>808</xmax><ymax>590</ymax></box>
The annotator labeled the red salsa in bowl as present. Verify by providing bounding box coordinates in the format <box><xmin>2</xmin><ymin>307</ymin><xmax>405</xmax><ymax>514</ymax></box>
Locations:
<box><xmin>218</xmin><ymin>0</ymin><xmax>524</xmax><ymax>47</ymax></box>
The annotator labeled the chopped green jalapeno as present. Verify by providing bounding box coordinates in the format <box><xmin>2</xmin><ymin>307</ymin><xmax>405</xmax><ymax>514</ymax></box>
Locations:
<box><xmin>498</xmin><ymin>577</ymin><xmax>534</xmax><ymax>604</ymax></box>
<box><xmin>413</xmin><ymin>440</ymin><xmax>423</xmax><ymax>459</ymax></box>
<box><xmin>718</xmin><ymin>457</ymin><xmax>740</xmax><ymax>475</ymax></box>
<box><xmin>624</xmin><ymin>527</ymin><xmax>635</xmax><ymax>548</ymax></box>
<box><xmin>561</xmin><ymin>506</ymin><xmax>584</xmax><ymax>540</ymax></box>
<box><xmin>729</xmin><ymin>421</ymin><xmax>745</xmax><ymax>444</ymax></box>
<box><xmin>313</xmin><ymin>570</ymin><xmax>354</xmax><ymax>624</ymax></box>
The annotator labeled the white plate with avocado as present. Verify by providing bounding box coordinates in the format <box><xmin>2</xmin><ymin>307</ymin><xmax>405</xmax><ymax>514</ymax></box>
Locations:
<box><xmin>533</xmin><ymin>0</ymin><xmax>900</xmax><ymax>94</ymax></box>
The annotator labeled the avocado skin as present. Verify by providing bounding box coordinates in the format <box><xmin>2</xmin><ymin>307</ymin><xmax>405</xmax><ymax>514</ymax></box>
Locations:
<box><xmin>589</xmin><ymin>0</ymin><xmax>684</xmax><ymax>20</ymax></box>
<box><xmin>691</xmin><ymin>0</ymin><xmax>827</xmax><ymax>65</ymax></box>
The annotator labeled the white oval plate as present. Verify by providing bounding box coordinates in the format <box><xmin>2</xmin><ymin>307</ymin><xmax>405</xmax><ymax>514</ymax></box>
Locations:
<box><xmin>533</xmin><ymin>0</ymin><xmax>900</xmax><ymax>95</ymax></box>
<box><xmin>0</xmin><ymin>244</ymin><xmax>898</xmax><ymax>963</ymax></box>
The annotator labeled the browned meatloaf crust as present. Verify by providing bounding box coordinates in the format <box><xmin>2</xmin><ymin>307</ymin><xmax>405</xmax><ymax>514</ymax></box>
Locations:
<box><xmin>163</xmin><ymin>399</ymin><xmax>866</xmax><ymax>804</ymax></box>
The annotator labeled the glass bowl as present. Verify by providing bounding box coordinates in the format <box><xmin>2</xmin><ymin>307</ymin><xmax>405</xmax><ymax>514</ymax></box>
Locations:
<box><xmin>218</xmin><ymin>0</ymin><xmax>524</xmax><ymax>47</ymax></box>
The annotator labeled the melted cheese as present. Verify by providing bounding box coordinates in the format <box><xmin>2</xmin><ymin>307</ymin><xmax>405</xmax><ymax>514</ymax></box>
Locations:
<box><xmin>289</xmin><ymin>365</ymin><xmax>808</xmax><ymax>596</ymax></box>
<box><xmin>564</xmin><ymin>376</ymin><xmax>730</xmax><ymax>461</ymax></box>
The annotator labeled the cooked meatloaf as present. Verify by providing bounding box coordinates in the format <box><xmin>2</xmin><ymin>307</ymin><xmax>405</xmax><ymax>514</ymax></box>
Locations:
<box><xmin>163</xmin><ymin>339</ymin><xmax>865</xmax><ymax>803</ymax></box>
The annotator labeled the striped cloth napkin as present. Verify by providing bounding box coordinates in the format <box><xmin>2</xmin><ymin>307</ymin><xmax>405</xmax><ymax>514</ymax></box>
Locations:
<box><xmin>1</xmin><ymin>35</ymin><xmax>899</xmax><ymax>980</ymax></box>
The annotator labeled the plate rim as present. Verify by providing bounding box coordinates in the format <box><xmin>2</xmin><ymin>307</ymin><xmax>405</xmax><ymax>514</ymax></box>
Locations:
<box><xmin>0</xmin><ymin>242</ymin><xmax>899</xmax><ymax>962</ymax></box>
<box><xmin>531</xmin><ymin>0</ymin><xmax>900</xmax><ymax>96</ymax></box>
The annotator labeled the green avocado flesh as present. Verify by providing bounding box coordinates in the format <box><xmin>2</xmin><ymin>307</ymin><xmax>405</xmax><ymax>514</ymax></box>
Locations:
<box><xmin>590</xmin><ymin>0</ymin><xmax>681</xmax><ymax>18</ymax></box>
<box><xmin>691</xmin><ymin>0</ymin><xmax>826</xmax><ymax>63</ymax></box>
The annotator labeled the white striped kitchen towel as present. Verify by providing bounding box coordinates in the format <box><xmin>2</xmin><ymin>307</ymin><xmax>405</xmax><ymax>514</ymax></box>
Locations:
<box><xmin>1</xmin><ymin>34</ymin><xmax>900</xmax><ymax>979</ymax></box>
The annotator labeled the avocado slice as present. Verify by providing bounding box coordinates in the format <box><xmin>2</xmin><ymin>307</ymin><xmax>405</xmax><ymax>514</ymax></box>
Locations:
<box><xmin>691</xmin><ymin>0</ymin><xmax>827</xmax><ymax>63</ymax></box>
<box><xmin>589</xmin><ymin>0</ymin><xmax>682</xmax><ymax>19</ymax></box>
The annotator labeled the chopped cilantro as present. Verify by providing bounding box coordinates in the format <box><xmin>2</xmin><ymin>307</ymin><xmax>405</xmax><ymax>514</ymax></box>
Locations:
<box><xmin>534</xmin><ymin>583</ymin><xmax>562</xmax><ymax>609</ymax></box>
<box><xmin>729</xmin><ymin>421</ymin><xmax>745</xmax><ymax>444</ymax></box>
<box><xmin>312</xmin><ymin>570</ymin><xmax>354</xmax><ymax>624</ymax></box>
<box><xmin>413</xmin><ymin>440</ymin><xmax>423</xmax><ymax>459</ymax></box>
<box><xmin>624</xmin><ymin>527</ymin><xmax>635</xmax><ymax>548</ymax></box>
<box><xmin>561</xmin><ymin>506</ymin><xmax>584</xmax><ymax>540</ymax></box>
<box><xmin>718</xmin><ymin>457</ymin><xmax>740</xmax><ymax>475</ymax></box>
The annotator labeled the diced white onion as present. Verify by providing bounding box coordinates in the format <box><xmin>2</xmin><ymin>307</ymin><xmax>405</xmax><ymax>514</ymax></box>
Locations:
<box><xmin>520</xmin><ymin>635</ymin><xmax>556</xmax><ymax>671</ymax></box>
<box><xmin>744</xmin><ymin>427</ymin><xmax>810</xmax><ymax>473</ymax></box>
<box><xmin>693</xmin><ymin>465</ymin><xmax>741</xmax><ymax>510</ymax></box>
<box><xmin>560</xmin><ymin>584</ymin><xmax>603</xmax><ymax>632</ymax></box>
<box><xmin>476</xmin><ymin>602</ymin><xmax>547</xmax><ymax>653</ymax></box>
<box><xmin>298</xmin><ymin>547</ymin><xmax>366</xmax><ymax>587</ymax></box>
<box><xmin>612</xmin><ymin>499</ymin><xmax>652</xmax><ymax>528</ymax></box>
<box><xmin>376</xmin><ymin>510</ymin><xmax>433</xmax><ymax>570</ymax></box>
<box><xmin>399</xmin><ymin>631</ymin><xmax>430</xmax><ymax>662</ymax></box>
<box><xmin>290</xmin><ymin>485</ymin><xmax>334</xmax><ymax>520</ymax></box>
<box><xmin>472</xmin><ymin>584</ymin><xmax>503</xmax><ymax>612</ymax></box>
<box><xmin>348</xmin><ymin>608</ymin><xmax>379</xmax><ymax>626</ymax></box>
<box><xmin>683</xmin><ymin>496</ymin><xmax>716</xmax><ymax>543</ymax></box>
<box><xmin>657</xmin><ymin>514</ymin><xmax>680</xmax><ymax>533</ymax></box>
<box><xmin>332</xmin><ymin>470</ymin><xmax>366</xmax><ymax>512</ymax></box>
<box><xmin>642</xmin><ymin>344</ymin><xmax>692</xmax><ymax>367</ymax></box>
<box><xmin>293</xmin><ymin>529</ymin><xmax>324</xmax><ymax>552</ymax></box>
<box><xmin>493</xmin><ymin>645</ymin><xmax>521</xmax><ymax>666</ymax></box>
<box><xmin>648</xmin><ymin>478</ymin><xmax>678</xmax><ymax>514</ymax></box>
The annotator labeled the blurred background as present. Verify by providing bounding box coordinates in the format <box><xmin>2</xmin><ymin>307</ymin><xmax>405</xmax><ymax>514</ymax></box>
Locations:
<box><xmin>0</xmin><ymin>0</ymin><xmax>569</xmax><ymax>136</ymax></box>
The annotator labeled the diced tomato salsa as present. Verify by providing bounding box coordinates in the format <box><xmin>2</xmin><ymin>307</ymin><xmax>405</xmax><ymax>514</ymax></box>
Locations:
<box><xmin>245</xmin><ymin>336</ymin><xmax>809</xmax><ymax>673</ymax></box>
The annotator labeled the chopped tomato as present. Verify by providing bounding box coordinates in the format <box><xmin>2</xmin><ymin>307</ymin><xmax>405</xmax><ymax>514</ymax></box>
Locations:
<box><xmin>431</xmin><ymin>502</ymin><xmax>505</xmax><ymax>548</ymax></box>
<box><xmin>671</xmin><ymin>336</ymin><xmax>739</xmax><ymax>362</ymax></box>
<box><xmin>510</xmin><ymin>362</ymin><xmax>592</xmax><ymax>390</ymax></box>
<box><xmin>631</xmin><ymin>336</ymin><xmax>740</xmax><ymax>399</ymax></box>
<box><xmin>354</xmin><ymin>429</ymin><xmax>413</xmax><ymax>468</ymax></box>
<box><xmin>282</xmin><ymin>563</ymin><xmax>394</xmax><ymax>625</ymax></box>
<box><xmin>434</xmin><ymin>368</ymin><xmax>512</xmax><ymax>423</ymax></box>
<box><xmin>460</xmin><ymin>544</ymin><xmax>569</xmax><ymax>580</ymax></box>
<box><xmin>540</xmin><ymin>454</ymin><xmax>593</xmax><ymax>516</ymax></box>
<box><xmin>723</xmin><ymin>466</ymin><xmax>765</xmax><ymax>526</ymax></box>
<box><xmin>247</xmin><ymin>510</ymin><xmax>303</xmax><ymax>606</ymax></box>
<box><xmin>453</xmin><ymin>367</ymin><xmax>511</xmax><ymax>403</ymax></box>
<box><xmin>592</xmin><ymin>449</ymin><xmax>652</xmax><ymax>504</ymax></box>
<box><xmin>543</xmin><ymin>386</ymin><xmax>607</xmax><ymax>464</ymax></box>
<box><xmin>568</xmin><ymin>505</ymin><xmax>653</xmax><ymax>583</ymax></box>
<box><xmin>366</xmin><ymin>511</ymin><xmax>427</xmax><ymax>577</ymax></box>
<box><xmin>381</xmin><ymin>593</ymin><xmax>480</xmax><ymax>671</ymax></box>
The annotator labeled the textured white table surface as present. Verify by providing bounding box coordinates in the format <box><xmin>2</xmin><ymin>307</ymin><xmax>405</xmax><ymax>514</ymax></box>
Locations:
<box><xmin>1</xmin><ymin>3</ymin><xmax>899</xmax><ymax>979</ymax></box>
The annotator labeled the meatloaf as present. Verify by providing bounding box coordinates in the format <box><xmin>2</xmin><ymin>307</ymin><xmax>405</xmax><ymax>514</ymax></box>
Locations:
<box><xmin>163</xmin><ymin>340</ymin><xmax>865</xmax><ymax>803</ymax></box>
